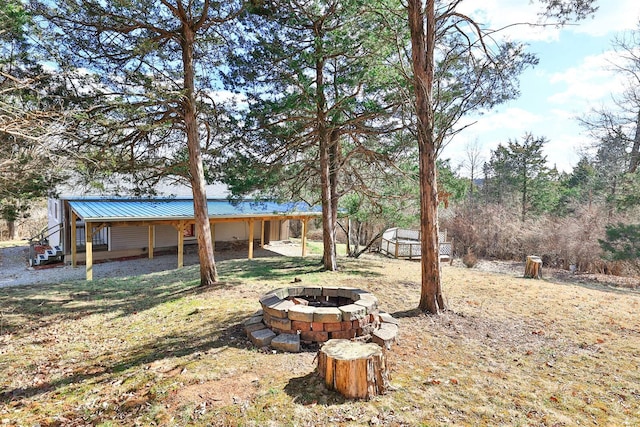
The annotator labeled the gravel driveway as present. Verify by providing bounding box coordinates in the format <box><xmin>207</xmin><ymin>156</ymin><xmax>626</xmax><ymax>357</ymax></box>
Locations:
<box><xmin>0</xmin><ymin>241</ymin><xmax>304</xmax><ymax>288</ymax></box>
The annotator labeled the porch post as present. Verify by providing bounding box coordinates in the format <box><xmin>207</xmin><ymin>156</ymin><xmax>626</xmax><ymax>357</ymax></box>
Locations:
<box><xmin>260</xmin><ymin>219</ymin><xmax>265</xmax><ymax>248</ymax></box>
<box><xmin>148</xmin><ymin>225</ymin><xmax>154</xmax><ymax>259</ymax></box>
<box><xmin>177</xmin><ymin>221</ymin><xmax>184</xmax><ymax>268</ymax></box>
<box><xmin>85</xmin><ymin>221</ymin><xmax>93</xmax><ymax>281</ymax></box>
<box><xmin>248</xmin><ymin>219</ymin><xmax>255</xmax><ymax>260</ymax></box>
<box><xmin>210</xmin><ymin>222</ymin><xmax>215</xmax><ymax>251</ymax></box>
<box><xmin>71</xmin><ymin>211</ymin><xmax>77</xmax><ymax>268</ymax></box>
<box><xmin>301</xmin><ymin>218</ymin><xmax>308</xmax><ymax>257</ymax></box>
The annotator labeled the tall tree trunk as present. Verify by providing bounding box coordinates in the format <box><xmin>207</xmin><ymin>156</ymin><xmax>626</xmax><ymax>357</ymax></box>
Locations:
<box><xmin>329</xmin><ymin>129</ymin><xmax>340</xmax><ymax>261</ymax></box>
<box><xmin>7</xmin><ymin>220</ymin><xmax>16</xmax><ymax>240</ymax></box>
<box><xmin>315</xmin><ymin>54</ymin><xmax>337</xmax><ymax>271</ymax></box>
<box><xmin>181</xmin><ymin>21</ymin><xmax>218</xmax><ymax>285</ymax></box>
<box><xmin>319</xmin><ymin>132</ymin><xmax>337</xmax><ymax>270</ymax></box>
<box><xmin>408</xmin><ymin>0</ymin><xmax>444</xmax><ymax>314</ymax></box>
<box><xmin>345</xmin><ymin>217</ymin><xmax>351</xmax><ymax>256</ymax></box>
<box><xmin>629</xmin><ymin>109</ymin><xmax>640</xmax><ymax>173</ymax></box>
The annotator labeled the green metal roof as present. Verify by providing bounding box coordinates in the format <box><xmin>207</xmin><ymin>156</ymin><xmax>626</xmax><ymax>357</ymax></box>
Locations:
<box><xmin>67</xmin><ymin>197</ymin><xmax>322</xmax><ymax>222</ymax></box>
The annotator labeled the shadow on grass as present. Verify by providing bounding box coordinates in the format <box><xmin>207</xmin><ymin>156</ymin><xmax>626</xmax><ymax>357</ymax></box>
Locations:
<box><xmin>218</xmin><ymin>255</ymin><xmax>383</xmax><ymax>283</ymax></box>
<box><xmin>219</xmin><ymin>257</ymin><xmax>325</xmax><ymax>282</ymax></box>
<box><xmin>0</xmin><ymin>251</ymin><xmax>382</xmax><ymax>340</ymax></box>
<box><xmin>0</xmin><ymin>249</ymin><xmax>321</xmax><ymax>335</ymax></box>
<box><xmin>0</xmin><ymin>309</ymin><xmax>253</xmax><ymax>405</ymax></box>
<box><xmin>0</xmin><ymin>265</ymin><xmax>224</xmax><ymax>336</ymax></box>
<box><xmin>542</xmin><ymin>275</ymin><xmax>640</xmax><ymax>296</ymax></box>
<box><xmin>284</xmin><ymin>372</ymin><xmax>349</xmax><ymax>406</ymax></box>
<box><xmin>391</xmin><ymin>308</ymin><xmax>426</xmax><ymax>319</ymax></box>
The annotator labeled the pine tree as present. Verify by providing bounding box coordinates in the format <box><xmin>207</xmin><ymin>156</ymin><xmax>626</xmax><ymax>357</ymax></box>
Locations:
<box><xmin>32</xmin><ymin>0</ymin><xmax>245</xmax><ymax>285</ymax></box>
<box><xmin>224</xmin><ymin>0</ymin><xmax>409</xmax><ymax>271</ymax></box>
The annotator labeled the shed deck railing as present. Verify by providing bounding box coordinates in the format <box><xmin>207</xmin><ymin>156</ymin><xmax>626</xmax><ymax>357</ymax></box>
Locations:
<box><xmin>380</xmin><ymin>227</ymin><xmax>453</xmax><ymax>262</ymax></box>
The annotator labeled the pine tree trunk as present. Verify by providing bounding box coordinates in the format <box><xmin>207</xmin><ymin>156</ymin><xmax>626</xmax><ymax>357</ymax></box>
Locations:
<box><xmin>180</xmin><ymin>18</ymin><xmax>218</xmax><ymax>286</ymax></box>
<box><xmin>346</xmin><ymin>218</ymin><xmax>352</xmax><ymax>256</ymax></box>
<box><xmin>315</xmin><ymin>43</ymin><xmax>337</xmax><ymax>271</ymax></box>
<box><xmin>329</xmin><ymin>129</ymin><xmax>341</xmax><ymax>264</ymax></box>
<box><xmin>7</xmin><ymin>220</ymin><xmax>16</xmax><ymax>240</ymax></box>
<box><xmin>408</xmin><ymin>0</ymin><xmax>444</xmax><ymax>314</ymax></box>
<box><xmin>320</xmin><ymin>133</ymin><xmax>337</xmax><ymax>271</ymax></box>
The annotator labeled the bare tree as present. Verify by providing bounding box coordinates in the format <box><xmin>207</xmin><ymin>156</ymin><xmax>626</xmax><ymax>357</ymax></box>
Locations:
<box><xmin>462</xmin><ymin>139</ymin><xmax>484</xmax><ymax>201</ymax></box>
<box><xmin>582</xmin><ymin>25</ymin><xmax>640</xmax><ymax>174</ymax></box>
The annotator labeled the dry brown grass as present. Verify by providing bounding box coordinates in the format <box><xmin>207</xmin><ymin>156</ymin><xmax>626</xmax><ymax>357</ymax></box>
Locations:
<box><xmin>1</xmin><ymin>251</ymin><xmax>639</xmax><ymax>426</ymax></box>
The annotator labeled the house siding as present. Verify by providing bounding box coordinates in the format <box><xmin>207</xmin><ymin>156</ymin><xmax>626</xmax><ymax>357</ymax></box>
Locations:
<box><xmin>47</xmin><ymin>199</ymin><xmax>64</xmax><ymax>246</ymax></box>
<box><xmin>213</xmin><ymin>221</ymin><xmax>258</xmax><ymax>242</ymax></box>
<box><xmin>101</xmin><ymin>220</ymin><xmax>287</xmax><ymax>253</ymax></box>
<box><xmin>110</xmin><ymin>226</ymin><xmax>149</xmax><ymax>251</ymax></box>
<box><xmin>272</xmin><ymin>220</ymin><xmax>290</xmax><ymax>241</ymax></box>
<box><xmin>47</xmin><ymin>198</ymin><xmax>62</xmax><ymax>248</ymax></box>
<box><xmin>154</xmin><ymin>224</ymin><xmax>198</xmax><ymax>248</ymax></box>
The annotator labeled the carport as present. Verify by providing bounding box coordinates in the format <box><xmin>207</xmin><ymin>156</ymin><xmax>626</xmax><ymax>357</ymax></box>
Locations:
<box><xmin>64</xmin><ymin>197</ymin><xmax>322</xmax><ymax>281</ymax></box>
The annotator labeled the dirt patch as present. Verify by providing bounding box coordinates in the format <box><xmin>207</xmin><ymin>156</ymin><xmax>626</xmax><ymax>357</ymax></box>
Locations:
<box><xmin>166</xmin><ymin>372</ymin><xmax>261</xmax><ymax>409</ymax></box>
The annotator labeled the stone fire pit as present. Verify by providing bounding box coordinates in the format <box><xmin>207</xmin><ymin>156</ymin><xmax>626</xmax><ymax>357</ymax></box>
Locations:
<box><xmin>244</xmin><ymin>286</ymin><xmax>399</xmax><ymax>352</ymax></box>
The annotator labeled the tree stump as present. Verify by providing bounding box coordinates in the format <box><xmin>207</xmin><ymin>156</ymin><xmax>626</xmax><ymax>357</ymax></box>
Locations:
<box><xmin>524</xmin><ymin>255</ymin><xmax>542</xmax><ymax>279</ymax></box>
<box><xmin>317</xmin><ymin>339</ymin><xmax>389</xmax><ymax>400</ymax></box>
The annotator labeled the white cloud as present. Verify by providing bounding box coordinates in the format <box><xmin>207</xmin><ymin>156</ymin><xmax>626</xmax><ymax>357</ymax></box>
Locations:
<box><xmin>547</xmin><ymin>51</ymin><xmax>626</xmax><ymax>106</ymax></box>
<box><xmin>457</xmin><ymin>0</ymin><xmax>562</xmax><ymax>42</ymax></box>
<box><xmin>466</xmin><ymin>107</ymin><xmax>543</xmax><ymax>132</ymax></box>
<box><xmin>573</xmin><ymin>0</ymin><xmax>640</xmax><ymax>37</ymax></box>
<box><xmin>544</xmin><ymin>133</ymin><xmax>586</xmax><ymax>172</ymax></box>
<box><xmin>210</xmin><ymin>89</ymin><xmax>246</xmax><ymax>104</ymax></box>
<box><xmin>458</xmin><ymin>0</ymin><xmax>640</xmax><ymax>43</ymax></box>
<box><xmin>446</xmin><ymin>108</ymin><xmax>545</xmax><ymax>168</ymax></box>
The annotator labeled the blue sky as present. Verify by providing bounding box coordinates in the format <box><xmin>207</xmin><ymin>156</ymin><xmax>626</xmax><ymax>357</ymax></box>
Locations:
<box><xmin>444</xmin><ymin>0</ymin><xmax>640</xmax><ymax>175</ymax></box>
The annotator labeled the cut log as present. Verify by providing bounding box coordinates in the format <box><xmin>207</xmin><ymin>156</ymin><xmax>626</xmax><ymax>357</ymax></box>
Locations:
<box><xmin>524</xmin><ymin>255</ymin><xmax>542</xmax><ymax>279</ymax></box>
<box><xmin>317</xmin><ymin>339</ymin><xmax>389</xmax><ymax>400</ymax></box>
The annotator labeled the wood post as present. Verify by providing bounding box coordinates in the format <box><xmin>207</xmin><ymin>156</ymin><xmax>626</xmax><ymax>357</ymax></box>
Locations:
<box><xmin>85</xmin><ymin>221</ymin><xmax>93</xmax><ymax>281</ymax></box>
<box><xmin>260</xmin><ymin>220</ymin><xmax>265</xmax><ymax>248</ymax></box>
<box><xmin>148</xmin><ymin>225</ymin><xmax>154</xmax><ymax>259</ymax></box>
<box><xmin>248</xmin><ymin>219</ymin><xmax>255</xmax><ymax>260</ymax></box>
<box><xmin>71</xmin><ymin>211</ymin><xmax>77</xmax><ymax>268</ymax></box>
<box><xmin>317</xmin><ymin>339</ymin><xmax>389</xmax><ymax>400</ymax></box>
<box><xmin>210</xmin><ymin>222</ymin><xmax>215</xmax><ymax>251</ymax></box>
<box><xmin>525</xmin><ymin>255</ymin><xmax>542</xmax><ymax>279</ymax></box>
<box><xmin>177</xmin><ymin>221</ymin><xmax>185</xmax><ymax>268</ymax></box>
<box><xmin>301</xmin><ymin>218</ymin><xmax>308</xmax><ymax>257</ymax></box>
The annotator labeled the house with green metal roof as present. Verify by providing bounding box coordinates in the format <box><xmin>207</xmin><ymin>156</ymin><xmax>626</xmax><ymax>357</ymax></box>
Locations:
<box><xmin>42</xmin><ymin>196</ymin><xmax>322</xmax><ymax>280</ymax></box>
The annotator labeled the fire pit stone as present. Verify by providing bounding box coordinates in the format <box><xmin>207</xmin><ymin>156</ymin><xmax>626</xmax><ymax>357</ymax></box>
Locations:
<box><xmin>246</xmin><ymin>285</ymin><xmax>399</xmax><ymax>351</ymax></box>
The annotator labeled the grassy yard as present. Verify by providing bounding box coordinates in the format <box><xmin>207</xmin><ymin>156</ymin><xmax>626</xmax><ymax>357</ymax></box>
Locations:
<box><xmin>1</xmin><ymin>251</ymin><xmax>639</xmax><ymax>426</ymax></box>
